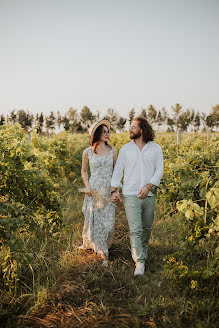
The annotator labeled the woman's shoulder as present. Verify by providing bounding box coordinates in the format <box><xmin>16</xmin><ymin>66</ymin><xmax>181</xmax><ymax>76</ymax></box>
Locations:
<box><xmin>83</xmin><ymin>147</ymin><xmax>92</xmax><ymax>157</ymax></box>
<box><xmin>110</xmin><ymin>145</ymin><xmax>117</xmax><ymax>153</ymax></box>
<box><xmin>107</xmin><ymin>144</ymin><xmax>117</xmax><ymax>154</ymax></box>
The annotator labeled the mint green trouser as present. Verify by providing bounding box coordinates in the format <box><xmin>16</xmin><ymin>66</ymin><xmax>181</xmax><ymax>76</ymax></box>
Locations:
<box><xmin>123</xmin><ymin>195</ymin><xmax>156</xmax><ymax>264</ymax></box>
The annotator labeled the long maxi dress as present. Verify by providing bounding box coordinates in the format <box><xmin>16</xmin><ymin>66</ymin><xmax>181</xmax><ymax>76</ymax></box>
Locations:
<box><xmin>82</xmin><ymin>147</ymin><xmax>115</xmax><ymax>259</ymax></box>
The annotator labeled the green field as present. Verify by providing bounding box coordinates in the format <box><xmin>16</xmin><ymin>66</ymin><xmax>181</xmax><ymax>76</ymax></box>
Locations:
<box><xmin>0</xmin><ymin>124</ymin><xmax>218</xmax><ymax>327</ymax></box>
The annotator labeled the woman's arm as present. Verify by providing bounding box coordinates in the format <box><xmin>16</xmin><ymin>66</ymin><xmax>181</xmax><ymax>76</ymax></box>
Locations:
<box><xmin>111</xmin><ymin>147</ymin><xmax>124</xmax><ymax>202</ymax></box>
<box><xmin>81</xmin><ymin>149</ymin><xmax>92</xmax><ymax>196</ymax></box>
<box><xmin>112</xmin><ymin>146</ymin><xmax>118</xmax><ymax>167</ymax></box>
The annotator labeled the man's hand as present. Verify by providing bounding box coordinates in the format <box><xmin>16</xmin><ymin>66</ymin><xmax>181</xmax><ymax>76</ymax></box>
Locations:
<box><xmin>138</xmin><ymin>185</ymin><xmax>150</xmax><ymax>199</ymax></box>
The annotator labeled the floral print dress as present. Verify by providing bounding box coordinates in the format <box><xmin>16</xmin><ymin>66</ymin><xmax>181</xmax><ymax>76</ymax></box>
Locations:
<box><xmin>82</xmin><ymin>147</ymin><xmax>115</xmax><ymax>259</ymax></box>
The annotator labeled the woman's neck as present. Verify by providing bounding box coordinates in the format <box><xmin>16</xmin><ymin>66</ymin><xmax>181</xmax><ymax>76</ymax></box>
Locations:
<box><xmin>92</xmin><ymin>141</ymin><xmax>106</xmax><ymax>150</ymax></box>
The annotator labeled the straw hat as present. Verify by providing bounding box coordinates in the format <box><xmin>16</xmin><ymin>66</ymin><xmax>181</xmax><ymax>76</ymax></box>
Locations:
<box><xmin>88</xmin><ymin>119</ymin><xmax>111</xmax><ymax>139</ymax></box>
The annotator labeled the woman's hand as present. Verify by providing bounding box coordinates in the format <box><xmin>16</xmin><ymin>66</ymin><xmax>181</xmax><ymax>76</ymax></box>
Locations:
<box><xmin>84</xmin><ymin>186</ymin><xmax>92</xmax><ymax>196</ymax></box>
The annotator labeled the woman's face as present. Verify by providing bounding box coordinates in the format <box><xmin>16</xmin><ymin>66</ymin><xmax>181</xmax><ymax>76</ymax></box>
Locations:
<box><xmin>99</xmin><ymin>125</ymin><xmax>110</xmax><ymax>142</ymax></box>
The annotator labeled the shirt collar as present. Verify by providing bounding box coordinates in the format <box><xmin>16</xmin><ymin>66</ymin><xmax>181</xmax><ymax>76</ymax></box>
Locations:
<box><xmin>131</xmin><ymin>140</ymin><xmax>150</xmax><ymax>152</ymax></box>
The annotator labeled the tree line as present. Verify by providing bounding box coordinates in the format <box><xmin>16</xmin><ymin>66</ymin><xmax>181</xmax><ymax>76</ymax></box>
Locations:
<box><xmin>0</xmin><ymin>104</ymin><xmax>218</xmax><ymax>134</ymax></box>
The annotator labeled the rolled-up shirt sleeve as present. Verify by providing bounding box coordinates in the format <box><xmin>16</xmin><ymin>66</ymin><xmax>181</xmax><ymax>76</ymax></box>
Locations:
<box><xmin>149</xmin><ymin>146</ymin><xmax>163</xmax><ymax>186</ymax></box>
<box><xmin>111</xmin><ymin>147</ymin><xmax>125</xmax><ymax>188</ymax></box>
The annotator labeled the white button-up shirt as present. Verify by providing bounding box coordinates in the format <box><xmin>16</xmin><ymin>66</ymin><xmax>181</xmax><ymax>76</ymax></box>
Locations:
<box><xmin>111</xmin><ymin>140</ymin><xmax>163</xmax><ymax>196</ymax></box>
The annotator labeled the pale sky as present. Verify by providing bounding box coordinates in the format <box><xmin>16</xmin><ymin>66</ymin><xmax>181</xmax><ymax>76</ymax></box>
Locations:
<box><xmin>0</xmin><ymin>0</ymin><xmax>218</xmax><ymax>118</ymax></box>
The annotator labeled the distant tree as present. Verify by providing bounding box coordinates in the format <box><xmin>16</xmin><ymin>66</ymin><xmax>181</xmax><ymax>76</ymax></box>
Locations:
<box><xmin>212</xmin><ymin>104</ymin><xmax>219</xmax><ymax>115</ymax></box>
<box><xmin>178</xmin><ymin>112</ymin><xmax>189</xmax><ymax>131</ymax></box>
<box><xmin>128</xmin><ymin>108</ymin><xmax>135</xmax><ymax>125</ymax></box>
<box><xmin>161</xmin><ymin>107</ymin><xmax>168</xmax><ymax>120</ymax></box>
<box><xmin>189</xmin><ymin>109</ymin><xmax>195</xmax><ymax>131</ymax></box>
<box><xmin>161</xmin><ymin>107</ymin><xmax>168</xmax><ymax>129</ymax></box>
<box><xmin>35</xmin><ymin>112</ymin><xmax>44</xmax><ymax>133</ymax></box>
<box><xmin>17</xmin><ymin>109</ymin><xmax>33</xmax><ymax>131</ymax></box>
<box><xmin>68</xmin><ymin>108</ymin><xmax>78</xmax><ymax>122</ymax></box>
<box><xmin>117</xmin><ymin>116</ymin><xmax>127</xmax><ymax>131</ymax></box>
<box><xmin>200</xmin><ymin>112</ymin><xmax>207</xmax><ymax>131</ymax></box>
<box><xmin>206</xmin><ymin>115</ymin><xmax>215</xmax><ymax>132</ymax></box>
<box><xmin>0</xmin><ymin>114</ymin><xmax>5</xmax><ymax>125</ymax></box>
<box><xmin>194</xmin><ymin>111</ymin><xmax>201</xmax><ymax>132</ymax></box>
<box><xmin>96</xmin><ymin>110</ymin><xmax>101</xmax><ymax>121</ymax></box>
<box><xmin>178</xmin><ymin>109</ymin><xmax>194</xmax><ymax>132</ymax></box>
<box><xmin>9</xmin><ymin>110</ymin><xmax>17</xmax><ymax>124</ymax></box>
<box><xmin>45</xmin><ymin>111</ymin><xmax>56</xmax><ymax>134</ymax></box>
<box><xmin>80</xmin><ymin>106</ymin><xmax>95</xmax><ymax>130</ymax></box>
<box><xmin>207</xmin><ymin>105</ymin><xmax>219</xmax><ymax>131</ymax></box>
<box><xmin>213</xmin><ymin>105</ymin><xmax>219</xmax><ymax>131</ymax></box>
<box><xmin>57</xmin><ymin>111</ymin><xmax>62</xmax><ymax>130</ymax></box>
<box><xmin>27</xmin><ymin>112</ymin><xmax>34</xmax><ymax>131</ymax></box>
<box><xmin>103</xmin><ymin>108</ymin><xmax>119</xmax><ymax>131</ymax></box>
<box><xmin>102</xmin><ymin>113</ymin><xmax>110</xmax><ymax>122</ymax></box>
<box><xmin>62</xmin><ymin>115</ymin><xmax>70</xmax><ymax>131</ymax></box>
<box><xmin>140</xmin><ymin>108</ymin><xmax>147</xmax><ymax>118</ymax></box>
<box><xmin>5</xmin><ymin>114</ymin><xmax>10</xmax><ymax>124</ymax></box>
<box><xmin>74</xmin><ymin>122</ymin><xmax>84</xmax><ymax>132</ymax></box>
<box><xmin>171</xmin><ymin>103</ymin><xmax>182</xmax><ymax>130</ymax></box>
<box><xmin>167</xmin><ymin>118</ymin><xmax>175</xmax><ymax>132</ymax></box>
<box><xmin>66</xmin><ymin>108</ymin><xmax>79</xmax><ymax>133</ymax></box>
<box><xmin>147</xmin><ymin>105</ymin><xmax>157</xmax><ymax>124</ymax></box>
<box><xmin>157</xmin><ymin>110</ymin><xmax>162</xmax><ymax>130</ymax></box>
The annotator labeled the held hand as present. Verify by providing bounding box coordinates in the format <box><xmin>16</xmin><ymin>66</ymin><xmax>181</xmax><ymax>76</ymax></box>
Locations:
<box><xmin>111</xmin><ymin>191</ymin><xmax>122</xmax><ymax>202</ymax></box>
<box><xmin>110</xmin><ymin>191</ymin><xmax>118</xmax><ymax>201</ymax></box>
<box><xmin>138</xmin><ymin>186</ymin><xmax>150</xmax><ymax>199</ymax></box>
<box><xmin>85</xmin><ymin>186</ymin><xmax>92</xmax><ymax>196</ymax></box>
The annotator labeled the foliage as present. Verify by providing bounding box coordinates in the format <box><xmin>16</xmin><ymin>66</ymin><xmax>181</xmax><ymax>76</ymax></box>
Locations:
<box><xmin>2</xmin><ymin>103</ymin><xmax>219</xmax><ymax>134</ymax></box>
<box><xmin>158</xmin><ymin>134</ymin><xmax>219</xmax><ymax>291</ymax></box>
<box><xmin>0</xmin><ymin>127</ymin><xmax>218</xmax><ymax>327</ymax></box>
<box><xmin>0</xmin><ymin>124</ymin><xmax>62</xmax><ymax>291</ymax></box>
<box><xmin>30</xmin><ymin>130</ymin><xmax>88</xmax><ymax>183</ymax></box>
<box><xmin>128</xmin><ymin>108</ymin><xmax>135</xmax><ymax>124</ymax></box>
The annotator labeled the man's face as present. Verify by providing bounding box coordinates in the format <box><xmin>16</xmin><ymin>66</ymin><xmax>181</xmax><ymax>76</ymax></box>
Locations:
<box><xmin>130</xmin><ymin>121</ymin><xmax>141</xmax><ymax>139</ymax></box>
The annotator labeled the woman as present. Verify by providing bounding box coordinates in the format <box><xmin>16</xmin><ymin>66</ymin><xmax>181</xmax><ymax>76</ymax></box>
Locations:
<box><xmin>80</xmin><ymin>119</ymin><xmax>117</xmax><ymax>266</ymax></box>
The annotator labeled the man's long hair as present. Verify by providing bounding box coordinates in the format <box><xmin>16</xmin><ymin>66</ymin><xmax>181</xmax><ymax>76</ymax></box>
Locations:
<box><xmin>133</xmin><ymin>116</ymin><xmax>155</xmax><ymax>143</ymax></box>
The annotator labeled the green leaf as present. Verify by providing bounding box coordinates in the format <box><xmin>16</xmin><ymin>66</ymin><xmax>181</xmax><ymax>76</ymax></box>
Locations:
<box><xmin>185</xmin><ymin>209</ymin><xmax>194</xmax><ymax>219</ymax></box>
<box><xmin>206</xmin><ymin>188</ymin><xmax>219</xmax><ymax>208</ymax></box>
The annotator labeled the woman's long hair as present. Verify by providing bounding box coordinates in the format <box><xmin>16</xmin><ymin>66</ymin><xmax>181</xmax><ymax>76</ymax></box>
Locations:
<box><xmin>133</xmin><ymin>116</ymin><xmax>155</xmax><ymax>143</ymax></box>
<box><xmin>90</xmin><ymin>124</ymin><xmax>110</xmax><ymax>154</ymax></box>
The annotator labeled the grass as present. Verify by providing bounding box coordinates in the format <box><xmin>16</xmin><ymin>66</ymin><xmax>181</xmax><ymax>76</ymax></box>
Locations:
<box><xmin>3</xmin><ymin>187</ymin><xmax>213</xmax><ymax>328</ymax></box>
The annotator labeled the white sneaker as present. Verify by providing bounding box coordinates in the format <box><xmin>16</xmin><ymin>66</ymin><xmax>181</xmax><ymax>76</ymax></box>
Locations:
<box><xmin>134</xmin><ymin>262</ymin><xmax>145</xmax><ymax>276</ymax></box>
<box><xmin>102</xmin><ymin>260</ymin><xmax>109</xmax><ymax>267</ymax></box>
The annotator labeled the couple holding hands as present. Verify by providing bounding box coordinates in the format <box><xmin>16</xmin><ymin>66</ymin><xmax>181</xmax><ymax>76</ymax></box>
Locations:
<box><xmin>80</xmin><ymin>116</ymin><xmax>163</xmax><ymax>276</ymax></box>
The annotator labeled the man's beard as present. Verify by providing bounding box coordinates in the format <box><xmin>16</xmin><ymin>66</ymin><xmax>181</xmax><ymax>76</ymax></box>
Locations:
<box><xmin>130</xmin><ymin>131</ymin><xmax>142</xmax><ymax>139</ymax></box>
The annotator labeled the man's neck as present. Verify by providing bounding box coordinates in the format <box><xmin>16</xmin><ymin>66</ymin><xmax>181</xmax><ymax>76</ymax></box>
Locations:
<box><xmin>133</xmin><ymin>137</ymin><xmax>147</xmax><ymax>151</ymax></box>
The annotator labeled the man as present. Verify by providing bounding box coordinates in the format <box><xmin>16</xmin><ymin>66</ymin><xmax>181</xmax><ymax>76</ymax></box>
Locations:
<box><xmin>111</xmin><ymin>116</ymin><xmax>163</xmax><ymax>276</ymax></box>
